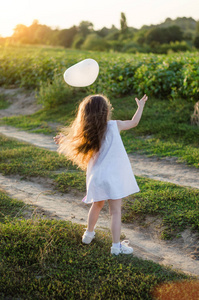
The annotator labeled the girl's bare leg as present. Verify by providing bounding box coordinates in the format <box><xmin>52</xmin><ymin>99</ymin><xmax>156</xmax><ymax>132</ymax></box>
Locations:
<box><xmin>108</xmin><ymin>199</ymin><xmax>122</xmax><ymax>243</ymax></box>
<box><xmin>87</xmin><ymin>201</ymin><xmax>105</xmax><ymax>232</ymax></box>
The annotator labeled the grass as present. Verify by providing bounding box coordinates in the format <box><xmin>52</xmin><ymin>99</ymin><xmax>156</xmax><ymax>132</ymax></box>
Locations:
<box><xmin>0</xmin><ymin>134</ymin><xmax>77</xmax><ymax>177</ymax></box>
<box><xmin>0</xmin><ymin>188</ymin><xmax>25</xmax><ymax>223</ymax></box>
<box><xmin>123</xmin><ymin>177</ymin><xmax>199</xmax><ymax>240</ymax></box>
<box><xmin>1</xmin><ymin>134</ymin><xmax>199</xmax><ymax>240</ymax></box>
<box><xmin>0</xmin><ymin>134</ymin><xmax>85</xmax><ymax>192</ymax></box>
<box><xmin>1</xmin><ymin>93</ymin><xmax>199</xmax><ymax>167</ymax></box>
<box><xmin>112</xmin><ymin>95</ymin><xmax>199</xmax><ymax>168</ymax></box>
<box><xmin>0</xmin><ymin>93</ymin><xmax>9</xmax><ymax>109</ymax></box>
<box><xmin>122</xmin><ymin>135</ymin><xmax>199</xmax><ymax>168</ymax></box>
<box><xmin>0</xmin><ymin>189</ymin><xmax>194</xmax><ymax>299</ymax></box>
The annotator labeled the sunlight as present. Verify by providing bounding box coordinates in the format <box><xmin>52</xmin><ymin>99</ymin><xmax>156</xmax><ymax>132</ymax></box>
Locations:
<box><xmin>0</xmin><ymin>0</ymin><xmax>198</xmax><ymax>37</ymax></box>
<box><xmin>0</xmin><ymin>0</ymin><xmax>32</xmax><ymax>37</ymax></box>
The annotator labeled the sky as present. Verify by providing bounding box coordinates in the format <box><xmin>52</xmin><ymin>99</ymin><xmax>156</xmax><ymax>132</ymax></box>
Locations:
<box><xmin>0</xmin><ymin>0</ymin><xmax>199</xmax><ymax>37</ymax></box>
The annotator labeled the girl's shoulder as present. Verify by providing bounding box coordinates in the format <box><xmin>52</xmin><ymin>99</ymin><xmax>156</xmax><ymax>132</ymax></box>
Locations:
<box><xmin>108</xmin><ymin>120</ymin><xmax>119</xmax><ymax>129</ymax></box>
<box><xmin>108</xmin><ymin>120</ymin><xmax>117</xmax><ymax>125</ymax></box>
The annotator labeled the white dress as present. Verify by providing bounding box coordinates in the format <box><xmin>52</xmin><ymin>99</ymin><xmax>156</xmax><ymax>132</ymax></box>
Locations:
<box><xmin>82</xmin><ymin>120</ymin><xmax>140</xmax><ymax>204</ymax></box>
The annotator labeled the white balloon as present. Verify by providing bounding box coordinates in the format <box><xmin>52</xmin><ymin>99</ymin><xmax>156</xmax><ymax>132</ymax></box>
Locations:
<box><xmin>63</xmin><ymin>58</ymin><xmax>99</xmax><ymax>87</ymax></box>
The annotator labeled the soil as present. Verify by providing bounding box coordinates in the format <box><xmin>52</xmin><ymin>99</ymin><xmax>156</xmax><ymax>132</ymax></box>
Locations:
<box><xmin>0</xmin><ymin>88</ymin><xmax>199</xmax><ymax>277</ymax></box>
<box><xmin>0</xmin><ymin>87</ymin><xmax>42</xmax><ymax>117</ymax></box>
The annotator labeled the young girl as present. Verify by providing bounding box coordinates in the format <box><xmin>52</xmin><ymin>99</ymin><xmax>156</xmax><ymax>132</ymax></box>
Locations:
<box><xmin>54</xmin><ymin>94</ymin><xmax>148</xmax><ymax>255</ymax></box>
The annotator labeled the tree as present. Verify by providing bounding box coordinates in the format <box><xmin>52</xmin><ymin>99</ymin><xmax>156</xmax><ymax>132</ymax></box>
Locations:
<box><xmin>146</xmin><ymin>26</ymin><xmax>183</xmax><ymax>45</ymax></box>
<box><xmin>167</xmin><ymin>26</ymin><xmax>183</xmax><ymax>42</ymax></box>
<box><xmin>81</xmin><ymin>34</ymin><xmax>110</xmax><ymax>51</ymax></box>
<box><xmin>194</xmin><ymin>35</ymin><xmax>199</xmax><ymax>48</ymax></box>
<box><xmin>104</xmin><ymin>26</ymin><xmax>120</xmax><ymax>41</ymax></box>
<box><xmin>78</xmin><ymin>21</ymin><xmax>93</xmax><ymax>37</ymax></box>
<box><xmin>72</xmin><ymin>34</ymin><xmax>84</xmax><ymax>49</ymax></box>
<box><xmin>120</xmin><ymin>12</ymin><xmax>128</xmax><ymax>34</ymax></box>
<box><xmin>59</xmin><ymin>26</ymin><xmax>78</xmax><ymax>47</ymax></box>
<box><xmin>97</xmin><ymin>27</ymin><xmax>110</xmax><ymax>38</ymax></box>
<box><xmin>196</xmin><ymin>21</ymin><xmax>199</xmax><ymax>35</ymax></box>
<box><xmin>12</xmin><ymin>24</ymin><xmax>29</xmax><ymax>42</ymax></box>
<box><xmin>29</xmin><ymin>22</ymin><xmax>52</xmax><ymax>44</ymax></box>
<box><xmin>12</xmin><ymin>20</ymin><xmax>53</xmax><ymax>45</ymax></box>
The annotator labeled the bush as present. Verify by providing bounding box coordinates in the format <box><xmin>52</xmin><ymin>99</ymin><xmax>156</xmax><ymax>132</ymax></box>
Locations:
<box><xmin>133</xmin><ymin>59</ymin><xmax>184</xmax><ymax>98</ymax></box>
<box><xmin>36</xmin><ymin>75</ymin><xmax>76</xmax><ymax>109</ymax></box>
<box><xmin>72</xmin><ymin>34</ymin><xmax>85</xmax><ymax>49</ymax></box>
<box><xmin>147</xmin><ymin>41</ymin><xmax>192</xmax><ymax>54</ymax></box>
<box><xmin>194</xmin><ymin>35</ymin><xmax>199</xmax><ymax>49</ymax></box>
<box><xmin>122</xmin><ymin>42</ymin><xmax>145</xmax><ymax>53</ymax></box>
<box><xmin>81</xmin><ymin>34</ymin><xmax>110</xmax><ymax>51</ymax></box>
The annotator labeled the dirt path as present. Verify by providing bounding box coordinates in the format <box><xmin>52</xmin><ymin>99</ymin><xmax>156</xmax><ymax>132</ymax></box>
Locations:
<box><xmin>0</xmin><ymin>125</ymin><xmax>199</xmax><ymax>189</ymax></box>
<box><xmin>0</xmin><ymin>87</ymin><xmax>42</xmax><ymax>117</ymax></box>
<box><xmin>0</xmin><ymin>88</ymin><xmax>199</xmax><ymax>277</ymax></box>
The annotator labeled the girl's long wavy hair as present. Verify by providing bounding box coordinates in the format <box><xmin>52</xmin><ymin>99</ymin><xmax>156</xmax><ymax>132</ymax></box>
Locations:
<box><xmin>58</xmin><ymin>94</ymin><xmax>112</xmax><ymax>170</ymax></box>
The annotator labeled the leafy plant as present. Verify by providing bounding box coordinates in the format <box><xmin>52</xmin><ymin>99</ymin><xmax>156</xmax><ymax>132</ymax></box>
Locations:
<box><xmin>36</xmin><ymin>74</ymin><xmax>78</xmax><ymax>109</ymax></box>
<box><xmin>0</xmin><ymin>47</ymin><xmax>198</xmax><ymax>101</ymax></box>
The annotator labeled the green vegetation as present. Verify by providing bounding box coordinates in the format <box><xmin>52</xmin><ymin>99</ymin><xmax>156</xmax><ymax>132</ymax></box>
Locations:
<box><xmin>55</xmin><ymin>172</ymin><xmax>86</xmax><ymax>193</ymax></box>
<box><xmin>0</xmin><ymin>134</ymin><xmax>77</xmax><ymax>177</ymax></box>
<box><xmin>0</xmin><ymin>134</ymin><xmax>85</xmax><ymax>192</ymax></box>
<box><xmin>0</xmin><ymin>189</ymin><xmax>25</xmax><ymax>222</ymax></box>
<box><xmin>0</xmin><ymin>214</ymin><xmax>191</xmax><ymax>299</ymax></box>
<box><xmin>0</xmin><ymin>47</ymin><xmax>198</xmax><ymax>101</ymax></box>
<box><xmin>0</xmin><ymin>189</ymin><xmax>193</xmax><ymax>299</ymax></box>
<box><xmin>123</xmin><ymin>136</ymin><xmax>199</xmax><ymax>168</ymax></box>
<box><xmin>1</xmin><ymin>135</ymin><xmax>199</xmax><ymax>240</ymax></box>
<box><xmin>123</xmin><ymin>177</ymin><xmax>199</xmax><ymax>240</ymax></box>
<box><xmin>1</xmin><ymin>16</ymin><xmax>199</xmax><ymax>54</ymax></box>
<box><xmin>0</xmin><ymin>93</ymin><xmax>9</xmax><ymax>109</ymax></box>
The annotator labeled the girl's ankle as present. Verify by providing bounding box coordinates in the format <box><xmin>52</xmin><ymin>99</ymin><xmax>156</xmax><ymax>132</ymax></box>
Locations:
<box><xmin>112</xmin><ymin>242</ymin><xmax>120</xmax><ymax>248</ymax></box>
<box><xmin>85</xmin><ymin>229</ymin><xmax>95</xmax><ymax>236</ymax></box>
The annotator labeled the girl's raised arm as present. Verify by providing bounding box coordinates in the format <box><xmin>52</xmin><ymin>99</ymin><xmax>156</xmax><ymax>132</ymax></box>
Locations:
<box><xmin>117</xmin><ymin>94</ymin><xmax>148</xmax><ymax>131</ymax></box>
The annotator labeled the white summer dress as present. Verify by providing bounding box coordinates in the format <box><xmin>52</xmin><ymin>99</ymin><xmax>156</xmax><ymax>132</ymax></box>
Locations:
<box><xmin>82</xmin><ymin>120</ymin><xmax>140</xmax><ymax>204</ymax></box>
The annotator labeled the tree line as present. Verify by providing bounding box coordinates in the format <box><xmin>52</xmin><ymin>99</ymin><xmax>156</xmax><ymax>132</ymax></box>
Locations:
<box><xmin>2</xmin><ymin>14</ymin><xmax>199</xmax><ymax>54</ymax></box>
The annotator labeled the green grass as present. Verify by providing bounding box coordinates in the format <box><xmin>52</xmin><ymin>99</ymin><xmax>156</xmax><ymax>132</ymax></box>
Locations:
<box><xmin>1</xmin><ymin>134</ymin><xmax>199</xmax><ymax>240</ymax></box>
<box><xmin>0</xmin><ymin>93</ymin><xmax>9</xmax><ymax>109</ymax></box>
<box><xmin>0</xmin><ymin>192</ymin><xmax>192</xmax><ymax>299</ymax></box>
<box><xmin>0</xmin><ymin>134</ymin><xmax>76</xmax><ymax>177</ymax></box>
<box><xmin>0</xmin><ymin>189</ymin><xmax>25</xmax><ymax>223</ymax></box>
<box><xmin>122</xmin><ymin>135</ymin><xmax>199</xmax><ymax>168</ymax></box>
<box><xmin>111</xmin><ymin>95</ymin><xmax>199</xmax><ymax>148</ymax></box>
<box><xmin>0</xmin><ymin>134</ymin><xmax>85</xmax><ymax>192</ymax></box>
<box><xmin>123</xmin><ymin>177</ymin><xmax>199</xmax><ymax>240</ymax></box>
<box><xmin>54</xmin><ymin>172</ymin><xmax>86</xmax><ymax>193</ymax></box>
<box><xmin>0</xmin><ymin>94</ymin><xmax>80</xmax><ymax>134</ymax></box>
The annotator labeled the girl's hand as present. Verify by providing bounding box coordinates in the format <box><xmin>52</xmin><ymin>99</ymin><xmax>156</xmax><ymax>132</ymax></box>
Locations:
<box><xmin>53</xmin><ymin>133</ymin><xmax>64</xmax><ymax>145</ymax></box>
<box><xmin>135</xmin><ymin>94</ymin><xmax>148</xmax><ymax>107</ymax></box>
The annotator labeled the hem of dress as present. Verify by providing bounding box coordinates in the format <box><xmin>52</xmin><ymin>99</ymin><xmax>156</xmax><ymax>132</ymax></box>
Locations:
<box><xmin>82</xmin><ymin>189</ymin><xmax>140</xmax><ymax>204</ymax></box>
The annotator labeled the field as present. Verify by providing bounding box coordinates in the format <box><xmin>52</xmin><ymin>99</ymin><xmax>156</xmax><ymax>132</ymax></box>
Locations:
<box><xmin>0</xmin><ymin>45</ymin><xmax>198</xmax><ymax>100</ymax></box>
<box><xmin>0</xmin><ymin>45</ymin><xmax>199</xmax><ymax>298</ymax></box>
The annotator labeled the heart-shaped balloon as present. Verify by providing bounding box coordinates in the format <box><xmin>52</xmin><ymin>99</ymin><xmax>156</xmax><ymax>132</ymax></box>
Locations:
<box><xmin>63</xmin><ymin>58</ymin><xmax>99</xmax><ymax>87</ymax></box>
